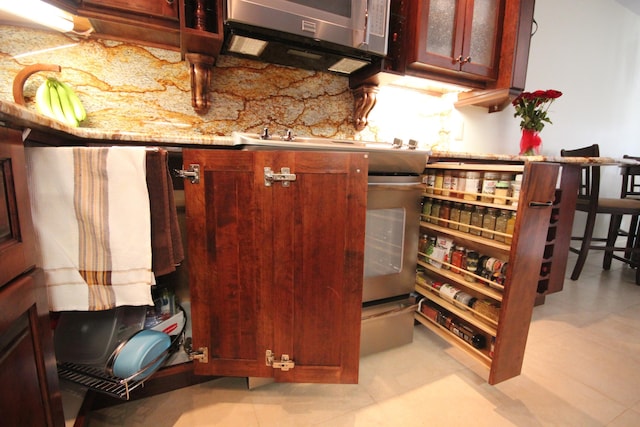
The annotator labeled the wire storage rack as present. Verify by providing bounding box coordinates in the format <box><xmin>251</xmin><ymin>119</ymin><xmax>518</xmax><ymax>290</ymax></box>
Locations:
<box><xmin>57</xmin><ymin>305</ymin><xmax>187</xmax><ymax>400</ymax></box>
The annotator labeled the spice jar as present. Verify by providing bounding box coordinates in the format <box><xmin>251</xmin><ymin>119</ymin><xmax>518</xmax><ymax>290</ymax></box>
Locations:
<box><xmin>439</xmin><ymin>201</ymin><xmax>451</xmax><ymax>227</ymax></box>
<box><xmin>430</xmin><ymin>199</ymin><xmax>441</xmax><ymax>224</ymax></box>
<box><xmin>494</xmin><ymin>173</ymin><xmax>513</xmax><ymax>204</ymax></box>
<box><xmin>471</xmin><ymin>299</ymin><xmax>500</xmax><ymax>323</ymax></box>
<box><xmin>494</xmin><ymin>210</ymin><xmax>511</xmax><ymax>242</ymax></box>
<box><xmin>464</xmin><ymin>250</ymin><xmax>479</xmax><ymax>282</ymax></box>
<box><xmin>470</xmin><ymin>206</ymin><xmax>485</xmax><ymax>236</ymax></box>
<box><xmin>451</xmin><ymin>246</ymin><xmax>465</xmax><ymax>273</ymax></box>
<box><xmin>449</xmin><ymin>171</ymin><xmax>460</xmax><ymax>198</ymax></box>
<box><xmin>464</xmin><ymin>171</ymin><xmax>481</xmax><ymax>201</ymax></box>
<box><xmin>482</xmin><ymin>207</ymin><xmax>498</xmax><ymax>239</ymax></box>
<box><xmin>434</xmin><ymin>170</ymin><xmax>444</xmax><ymax>195</ymax></box>
<box><xmin>424</xmin><ymin>169</ymin><xmax>436</xmax><ymax>194</ymax></box>
<box><xmin>481</xmin><ymin>172</ymin><xmax>499</xmax><ymax>202</ymax></box>
<box><xmin>439</xmin><ymin>283</ymin><xmax>460</xmax><ymax>302</ymax></box>
<box><xmin>505</xmin><ymin>212</ymin><xmax>516</xmax><ymax>244</ymax></box>
<box><xmin>510</xmin><ymin>174</ymin><xmax>523</xmax><ymax>207</ymax></box>
<box><xmin>449</xmin><ymin>202</ymin><xmax>461</xmax><ymax>230</ymax></box>
<box><xmin>454</xmin><ymin>291</ymin><xmax>477</xmax><ymax>309</ymax></box>
<box><xmin>442</xmin><ymin>170</ymin><xmax>453</xmax><ymax>196</ymax></box>
<box><xmin>422</xmin><ymin>197</ymin><xmax>433</xmax><ymax>221</ymax></box>
<box><xmin>418</xmin><ymin>234</ymin><xmax>429</xmax><ymax>261</ymax></box>
<box><xmin>456</xmin><ymin>171</ymin><xmax>467</xmax><ymax>199</ymax></box>
<box><xmin>459</xmin><ymin>203</ymin><xmax>473</xmax><ymax>232</ymax></box>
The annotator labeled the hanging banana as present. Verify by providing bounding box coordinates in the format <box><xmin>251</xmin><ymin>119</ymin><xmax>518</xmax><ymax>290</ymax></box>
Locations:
<box><xmin>35</xmin><ymin>79</ymin><xmax>55</xmax><ymax>120</ymax></box>
<box><xmin>34</xmin><ymin>77</ymin><xmax>86</xmax><ymax>127</ymax></box>
<box><xmin>55</xmin><ymin>80</ymin><xmax>79</xmax><ymax>127</ymax></box>
<box><xmin>56</xmin><ymin>79</ymin><xmax>86</xmax><ymax>122</ymax></box>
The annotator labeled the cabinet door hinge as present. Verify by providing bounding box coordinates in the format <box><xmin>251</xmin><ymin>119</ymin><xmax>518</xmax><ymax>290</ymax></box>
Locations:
<box><xmin>184</xmin><ymin>337</ymin><xmax>208</xmax><ymax>363</ymax></box>
<box><xmin>265</xmin><ymin>350</ymin><xmax>295</xmax><ymax>371</ymax></box>
<box><xmin>264</xmin><ymin>167</ymin><xmax>296</xmax><ymax>187</ymax></box>
<box><xmin>174</xmin><ymin>164</ymin><xmax>200</xmax><ymax>184</ymax></box>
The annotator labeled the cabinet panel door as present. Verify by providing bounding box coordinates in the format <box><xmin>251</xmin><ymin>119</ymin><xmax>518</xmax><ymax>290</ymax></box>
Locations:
<box><xmin>266</xmin><ymin>151</ymin><xmax>367</xmax><ymax>384</ymax></box>
<box><xmin>0</xmin><ymin>269</ymin><xmax>65</xmax><ymax>427</ymax></box>
<box><xmin>183</xmin><ymin>150</ymin><xmax>367</xmax><ymax>383</ymax></box>
<box><xmin>461</xmin><ymin>0</ymin><xmax>504</xmax><ymax>78</ymax></box>
<box><xmin>0</xmin><ymin>128</ymin><xmax>36</xmax><ymax>288</ymax></box>
<box><xmin>490</xmin><ymin>161</ymin><xmax>559</xmax><ymax>384</ymax></box>
<box><xmin>413</xmin><ymin>0</ymin><xmax>464</xmax><ymax>72</ymax></box>
<box><xmin>183</xmin><ymin>150</ymin><xmax>272</xmax><ymax>378</ymax></box>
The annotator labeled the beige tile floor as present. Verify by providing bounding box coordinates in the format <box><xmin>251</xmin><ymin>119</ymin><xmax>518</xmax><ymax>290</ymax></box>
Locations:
<box><xmin>62</xmin><ymin>253</ymin><xmax>640</xmax><ymax>426</ymax></box>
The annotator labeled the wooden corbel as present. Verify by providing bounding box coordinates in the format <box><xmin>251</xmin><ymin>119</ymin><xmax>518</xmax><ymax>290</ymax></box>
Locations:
<box><xmin>186</xmin><ymin>53</ymin><xmax>215</xmax><ymax>115</ymax></box>
<box><xmin>352</xmin><ymin>84</ymin><xmax>379</xmax><ymax>131</ymax></box>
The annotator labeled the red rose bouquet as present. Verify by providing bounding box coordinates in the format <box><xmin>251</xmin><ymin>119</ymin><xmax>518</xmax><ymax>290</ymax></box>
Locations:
<box><xmin>512</xmin><ymin>89</ymin><xmax>562</xmax><ymax>155</ymax></box>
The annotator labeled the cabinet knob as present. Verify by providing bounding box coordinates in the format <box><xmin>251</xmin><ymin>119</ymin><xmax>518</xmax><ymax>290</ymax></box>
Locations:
<box><xmin>462</xmin><ymin>56</ymin><xmax>472</xmax><ymax>64</ymax></box>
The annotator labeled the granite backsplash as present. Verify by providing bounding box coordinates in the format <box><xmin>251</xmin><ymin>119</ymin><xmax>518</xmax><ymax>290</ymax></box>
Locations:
<box><xmin>0</xmin><ymin>25</ymin><xmax>453</xmax><ymax>146</ymax></box>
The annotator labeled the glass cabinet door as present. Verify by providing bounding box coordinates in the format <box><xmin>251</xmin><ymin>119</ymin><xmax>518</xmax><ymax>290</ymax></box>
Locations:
<box><xmin>462</xmin><ymin>0</ymin><xmax>502</xmax><ymax>78</ymax></box>
<box><xmin>411</xmin><ymin>0</ymin><xmax>503</xmax><ymax>79</ymax></box>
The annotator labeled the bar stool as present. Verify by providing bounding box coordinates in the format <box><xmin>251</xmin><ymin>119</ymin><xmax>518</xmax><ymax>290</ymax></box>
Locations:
<box><xmin>560</xmin><ymin>145</ymin><xmax>640</xmax><ymax>284</ymax></box>
<box><xmin>614</xmin><ymin>155</ymin><xmax>640</xmax><ymax>280</ymax></box>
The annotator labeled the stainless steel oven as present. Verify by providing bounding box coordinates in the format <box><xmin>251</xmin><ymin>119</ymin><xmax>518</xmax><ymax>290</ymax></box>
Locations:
<box><xmin>363</xmin><ymin>175</ymin><xmax>422</xmax><ymax>303</ymax></box>
<box><xmin>360</xmin><ymin>174</ymin><xmax>423</xmax><ymax>356</ymax></box>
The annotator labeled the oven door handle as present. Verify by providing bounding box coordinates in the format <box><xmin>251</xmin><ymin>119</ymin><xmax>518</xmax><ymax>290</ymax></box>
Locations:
<box><xmin>367</xmin><ymin>183</ymin><xmax>424</xmax><ymax>190</ymax></box>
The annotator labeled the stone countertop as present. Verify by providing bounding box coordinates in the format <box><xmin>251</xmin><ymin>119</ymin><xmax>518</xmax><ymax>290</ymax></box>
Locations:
<box><xmin>0</xmin><ymin>99</ymin><xmax>635</xmax><ymax>166</ymax></box>
<box><xmin>428</xmin><ymin>150</ymin><xmax>626</xmax><ymax>166</ymax></box>
<box><xmin>0</xmin><ymin>100</ymin><xmax>234</xmax><ymax>147</ymax></box>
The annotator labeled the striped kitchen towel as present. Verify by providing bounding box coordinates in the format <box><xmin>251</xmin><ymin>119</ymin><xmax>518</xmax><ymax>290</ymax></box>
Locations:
<box><xmin>26</xmin><ymin>146</ymin><xmax>154</xmax><ymax>311</ymax></box>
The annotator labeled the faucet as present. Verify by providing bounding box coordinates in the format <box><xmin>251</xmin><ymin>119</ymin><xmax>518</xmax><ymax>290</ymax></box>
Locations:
<box><xmin>282</xmin><ymin>129</ymin><xmax>295</xmax><ymax>141</ymax></box>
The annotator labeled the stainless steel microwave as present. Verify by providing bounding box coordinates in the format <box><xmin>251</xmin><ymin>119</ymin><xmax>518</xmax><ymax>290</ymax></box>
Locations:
<box><xmin>224</xmin><ymin>0</ymin><xmax>391</xmax><ymax>74</ymax></box>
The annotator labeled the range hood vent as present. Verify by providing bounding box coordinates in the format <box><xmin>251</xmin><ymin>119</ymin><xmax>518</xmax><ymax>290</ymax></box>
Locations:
<box><xmin>222</xmin><ymin>23</ymin><xmax>381</xmax><ymax>75</ymax></box>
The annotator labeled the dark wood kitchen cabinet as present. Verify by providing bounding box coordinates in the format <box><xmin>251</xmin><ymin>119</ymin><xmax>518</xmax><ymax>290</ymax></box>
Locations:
<box><xmin>406</xmin><ymin>0</ymin><xmax>505</xmax><ymax>82</ymax></box>
<box><xmin>41</xmin><ymin>0</ymin><xmax>181</xmax><ymax>50</ymax></box>
<box><xmin>182</xmin><ymin>149</ymin><xmax>368</xmax><ymax>383</ymax></box>
<box><xmin>82</xmin><ymin>0</ymin><xmax>179</xmax><ymax>20</ymax></box>
<box><xmin>351</xmin><ymin>0</ymin><xmax>535</xmax><ymax>114</ymax></box>
<box><xmin>0</xmin><ymin>128</ymin><xmax>65</xmax><ymax>426</ymax></box>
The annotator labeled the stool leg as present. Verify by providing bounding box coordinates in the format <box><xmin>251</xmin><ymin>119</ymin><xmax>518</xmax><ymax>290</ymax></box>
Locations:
<box><xmin>571</xmin><ymin>212</ymin><xmax>597</xmax><ymax>280</ymax></box>
<box><xmin>604</xmin><ymin>214</ymin><xmax>622</xmax><ymax>270</ymax></box>
<box><xmin>626</xmin><ymin>215</ymin><xmax>638</xmax><ymax>259</ymax></box>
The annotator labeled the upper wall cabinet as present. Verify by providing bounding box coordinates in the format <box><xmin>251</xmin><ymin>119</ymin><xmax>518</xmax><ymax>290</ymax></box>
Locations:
<box><xmin>408</xmin><ymin>0</ymin><xmax>504</xmax><ymax>82</ymax></box>
<box><xmin>76</xmin><ymin>0</ymin><xmax>181</xmax><ymax>49</ymax></box>
<box><xmin>41</xmin><ymin>0</ymin><xmax>181</xmax><ymax>49</ymax></box>
<box><xmin>350</xmin><ymin>0</ymin><xmax>536</xmax><ymax>113</ymax></box>
<box><xmin>82</xmin><ymin>0</ymin><xmax>178</xmax><ymax>20</ymax></box>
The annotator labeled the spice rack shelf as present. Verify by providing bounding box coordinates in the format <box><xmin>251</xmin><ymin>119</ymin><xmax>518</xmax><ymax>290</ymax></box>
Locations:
<box><xmin>420</xmin><ymin>219</ymin><xmax>512</xmax><ymax>252</ymax></box>
<box><xmin>415</xmin><ymin>280</ymin><xmax>499</xmax><ymax>334</ymax></box>
<box><xmin>414</xmin><ymin>309</ymin><xmax>492</xmax><ymax>368</ymax></box>
<box><xmin>423</xmin><ymin>191</ymin><xmax>520</xmax><ymax>210</ymax></box>
<box><xmin>416</xmin><ymin>160</ymin><xmax>559</xmax><ymax>384</ymax></box>
<box><xmin>417</xmin><ymin>258</ymin><xmax>504</xmax><ymax>299</ymax></box>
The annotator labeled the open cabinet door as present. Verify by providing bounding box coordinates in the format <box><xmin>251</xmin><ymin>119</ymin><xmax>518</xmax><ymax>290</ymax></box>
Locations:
<box><xmin>182</xmin><ymin>149</ymin><xmax>367</xmax><ymax>384</ymax></box>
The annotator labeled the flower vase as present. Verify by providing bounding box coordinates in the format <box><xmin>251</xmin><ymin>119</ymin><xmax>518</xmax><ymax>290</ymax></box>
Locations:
<box><xmin>519</xmin><ymin>128</ymin><xmax>542</xmax><ymax>156</ymax></box>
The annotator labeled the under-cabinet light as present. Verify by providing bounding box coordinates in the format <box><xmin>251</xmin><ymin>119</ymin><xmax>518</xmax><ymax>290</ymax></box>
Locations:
<box><xmin>328</xmin><ymin>58</ymin><xmax>369</xmax><ymax>75</ymax></box>
<box><xmin>228</xmin><ymin>35</ymin><xmax>268</xmax><ymax>57</ymax></box>
<box><xmin>0</xmin><ymin>0</ymin><xmax>75</xmax><ymax>33</ymax></box>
